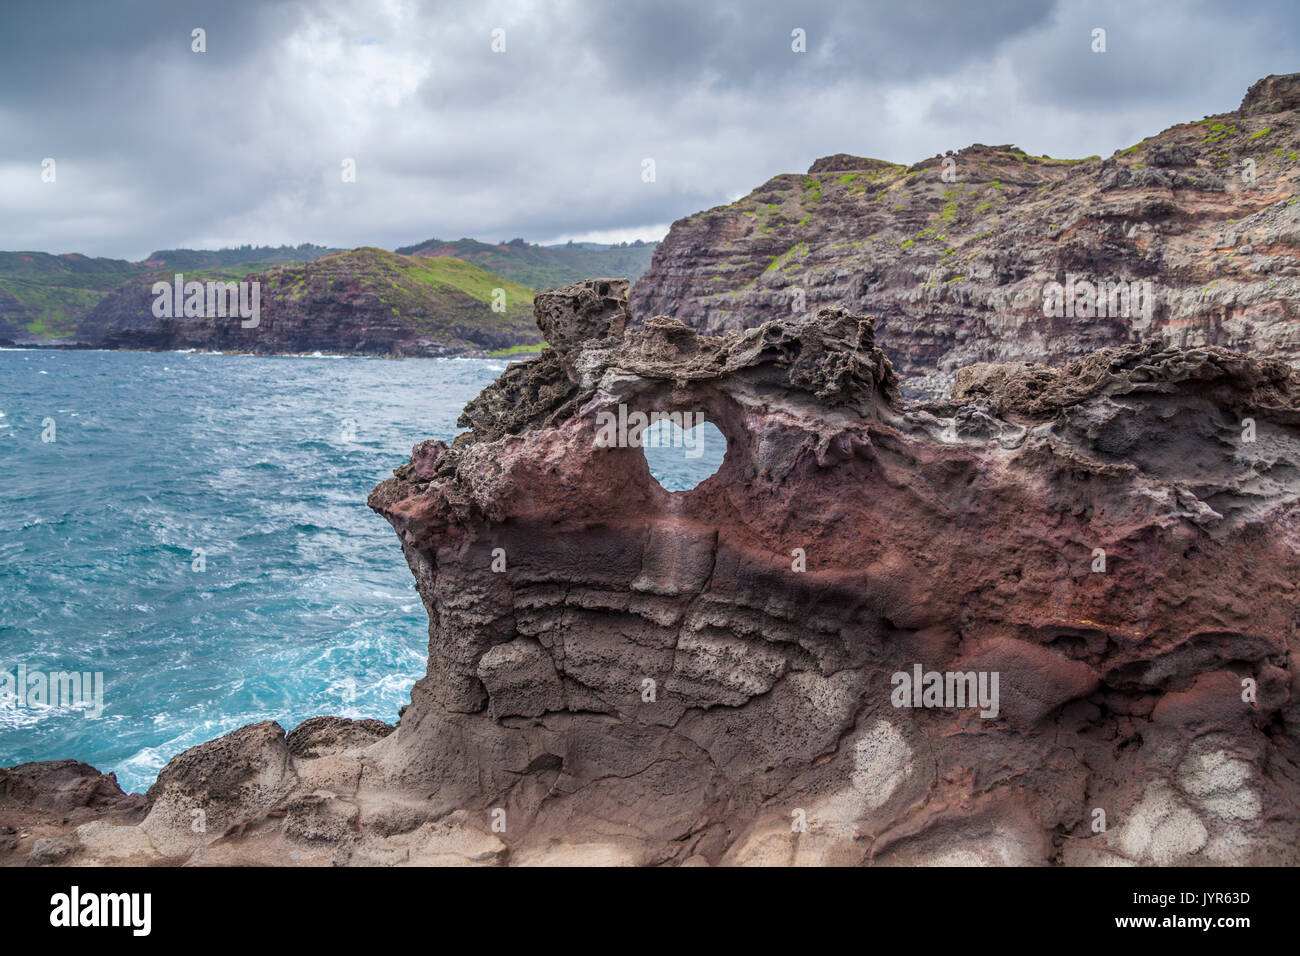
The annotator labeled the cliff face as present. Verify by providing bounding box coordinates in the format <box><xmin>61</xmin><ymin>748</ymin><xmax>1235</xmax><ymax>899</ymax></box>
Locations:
<box><xmin>9</xmin><ymin>279</ymin><xmax>1296</xmax><ymax>866</ymax></box>
<box><xmin>632</xmin><ymin>74</ymin><xmax>1300</xmax><ymax>398</ymax></box>
<box><xmin>0</xmin><ymin>252</ymin><xmax>141</xmax><ymax>341</ymax></box>
<box><xmin>75</xmin><ymin>248</ymin><xmax>540</xmax><ymax>356</ymax></box>
<box><xmin>395</xmin><ymin>237</ymin><xmax>659</xmax><ymax>290</ymax></box>
<box><xmin>0</xmin><ymin>247</ymin><xmax>339</xmax><ymax>343</ymax></box>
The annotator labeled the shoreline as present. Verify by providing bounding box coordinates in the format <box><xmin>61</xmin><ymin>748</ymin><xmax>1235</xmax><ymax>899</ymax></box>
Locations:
<box><xmin>0</xmin><ymin>342</ymin><xmax>546</xmax><ymax>360</ymax></box>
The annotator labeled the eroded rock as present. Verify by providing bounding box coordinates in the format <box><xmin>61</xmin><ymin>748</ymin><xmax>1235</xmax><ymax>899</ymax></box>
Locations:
<box><xmin>358</xmin><ymin>279</ymin><xmax>1300</xmax><ymax>865</ymax></box>
<box><xmin>632</xmin><ymin>74</ymin><xmax>1300</xmax><ymax>401</ymax></box>
<box><xmin>6</xmin><ymin>278</ymin><xmax>1300</xmax><ymax>866</ymax></box>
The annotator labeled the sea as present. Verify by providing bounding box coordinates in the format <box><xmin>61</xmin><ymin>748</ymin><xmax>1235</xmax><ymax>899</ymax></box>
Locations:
<box><xmin>0</xmin><ymin>348</ymin><xmax>723</xmax><ymax>792</ymax></box>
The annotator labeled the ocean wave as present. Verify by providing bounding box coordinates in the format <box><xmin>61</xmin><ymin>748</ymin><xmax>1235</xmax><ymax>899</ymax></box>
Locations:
<box><xmin>2</xmin><ymin>348</ymin><xmax>505</xmax><ymax>791</ymax></box>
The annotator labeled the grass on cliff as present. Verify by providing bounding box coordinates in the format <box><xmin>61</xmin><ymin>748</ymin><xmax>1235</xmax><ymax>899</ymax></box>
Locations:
<box><xmin>486</xmin><ymin>343</ymin><xmax>545</xmax><ymax>357</ymax></box>
<box><xmin>402</xmin><ymin>253</ymin><xmax>536</xmax><ymax>309</ymax></box>
<box><xmin>0</xmin><ymin>246</ymin><xmax>340</xmax><ymax>341</ymax></box>
<box><xmin>0</xmin><ymin>252</ymin><xmax>142</xmax><ymax>339</ymax></box>
<box><xmin>392</xmin><ymin>236</ymin><xmax>656</xmax><ymax>290</ymax></box>
<box><xmin>260</xmin><ymin>248</ymin><xmax>541</xmax><ymax>348</ymax></box>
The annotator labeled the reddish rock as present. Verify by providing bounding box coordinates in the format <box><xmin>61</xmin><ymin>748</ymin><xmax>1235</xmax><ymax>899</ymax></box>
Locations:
<box><xmin>956</xmin><ymin>637</ymin><xmax>1100</xmax><ymax>725</ymax></box>
<box><xmin>8</xmin><ymin>278</ymin><xmax>1300</xmax><ymax>866</ymax></box>
<box><xmin>357</xmin><ymin>279</ymin><xmax>1300</xmax><ymax>864</ymax></box>
<box><xmin>1151</xmin><ymin>670</ymin><xmax>1255</xmax><ymax>731</ymax></box>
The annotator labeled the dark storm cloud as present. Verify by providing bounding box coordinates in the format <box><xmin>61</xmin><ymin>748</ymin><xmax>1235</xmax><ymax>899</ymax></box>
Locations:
<box><xmin>576</xmin><ymin>0</ymin><xmax>1056</xmax><ymax>92</ymax></box>
<box><xmin>0</xmin><ymin>0</ymin><xmax>1295</xmax><ymax>260</ymax></box>
<box><xmin>1009</xmin><ymin>0</ymin><xmax>1300</xmax><ymax>113</ymax></box>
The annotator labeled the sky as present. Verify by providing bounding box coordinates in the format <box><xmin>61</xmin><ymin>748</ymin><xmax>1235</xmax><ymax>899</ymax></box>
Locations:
<box><xmin>0</xmin><ymin>0</ymin><xmax>1296</xmax><ymax>261</ymax></box>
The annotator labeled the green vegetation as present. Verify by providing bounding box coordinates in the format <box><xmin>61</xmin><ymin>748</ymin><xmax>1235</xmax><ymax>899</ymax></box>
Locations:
<box><xmin>67</xmin><ymin>247</ymin><xmax>543</xmax><ymax>352</ymax></box>
<box><xmin>4</xmin><ymin>236</ymin><xmax>654</xmax><ymax>343</ymax></box>
<box><xmin>1203</xmin><ymin>124</ymin><xmax>1239</xmax><ymax>144</ymax></box>
<box><xmin>259</xmin><ymin>249</ymin><xmax>538</xmax><ymax>349</ymax></box>
<box><xmin>0</xmin><ymin>256</ymin><xmax>127</xmax><ymax>339</ymax></box>
<box><xmin>486</xmin><ymin>343</ymin><xmax>545</xmax><ymax>357</ymax></box>
<box><xmin>0</xmin><ymin>245</ymin><xmax>339</xmax><ymax>341</ymax></box>
<box><xmin>392</xmin><ymin>236</ymin><xmax>656</xmax><ymax>290</ymax></box>
<box><xmin>142</xmin><ymin>243</ymin><xmax>339</xmax><ymax>272</ymax></box>
<box><xmin>765</xmin><ymin>242</ymin><xmax>809</xmax><ymax>273</ymax></box>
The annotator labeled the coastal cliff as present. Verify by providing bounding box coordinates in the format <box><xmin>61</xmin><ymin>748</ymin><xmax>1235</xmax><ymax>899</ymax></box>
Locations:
<box><xmin>75</xmin><ymin>248</ymin><xmax>540</xmax><ymax>357</ymax></box>
<box><xmin>632</xmin><ymin>74</ymin><xmax>1300</xmax><ymax>398</ymax></box>
<box><xmin>5</xmin><ymin>279</ymin><xmax>1299</xmax><ymax>866</ymax></box>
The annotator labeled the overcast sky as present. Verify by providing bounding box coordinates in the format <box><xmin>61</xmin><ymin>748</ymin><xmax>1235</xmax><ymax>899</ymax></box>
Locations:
<box><xmin>1</xmin><ymin>0</ymin><xmax>1295</xmax><ymax>261</ymax></box>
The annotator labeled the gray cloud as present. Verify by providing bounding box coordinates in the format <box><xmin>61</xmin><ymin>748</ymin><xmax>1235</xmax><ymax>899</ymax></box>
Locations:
<box><xmin>0</xmin><ymin>0</ymin><xmax>1295</xmax><ymax>260</ymax></box>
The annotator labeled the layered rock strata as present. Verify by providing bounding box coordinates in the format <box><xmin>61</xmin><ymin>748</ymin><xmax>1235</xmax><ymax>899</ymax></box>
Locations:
<box><xmin>633</xmin><ymin>74</ymin><xmax>1300</xmax><ymax>399</ymax></box>
<box><xmin>76</xmin><ymin>249</ymin><xmax>539</xmax><ymax>357</ymax></box>
<box><xmin>4</xmin><ymin>279</ymin><xmax>1299</xmax><ymax>866</ymax></box>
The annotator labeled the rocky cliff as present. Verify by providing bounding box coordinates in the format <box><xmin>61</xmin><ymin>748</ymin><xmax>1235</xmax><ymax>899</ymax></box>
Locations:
<box><xmin>396</xmin><ymin>236</ymin><xmax>658</xmax><ymax>290</ymax></box>
<box><xmin>5</xmin><ymin>280</ymin><xmax>1299</xmax><ymax>866</ymax></box>
<box><xmin>0</xmin><ymin>246</ymin><xmax>339</xmax><ymax>342</ymax></box>
<box><xmin>632</xmin><ymin>74</ymin><xmax>1300</xmax><ymax>399</ymax></box>
<box><xmin>75</xmin><ymin>248</ymin><xmax>540</xmax><ymax>356</ymax></box>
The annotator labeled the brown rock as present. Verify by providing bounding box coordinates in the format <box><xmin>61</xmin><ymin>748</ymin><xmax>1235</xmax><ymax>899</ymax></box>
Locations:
<box><xmin>632</xmin><ymin>74</ymin><xmax>1300</xmax><ymax>401</ymax></box>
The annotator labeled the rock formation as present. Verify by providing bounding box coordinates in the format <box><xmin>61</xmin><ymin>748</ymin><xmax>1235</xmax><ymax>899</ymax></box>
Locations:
<box><xmin>632</xmin><ymin>74</ymin><xmax>1300</xmax><ymax>399</ymax></box>
<box><xmin>5</xmin><ymin>278</ymin><xmax>1299</xmax><ymax>866</ymax></box>
<box><xmin>74</xmin><ymin>248</ymin><xmax>539</xmax><ymax>356</ymax></box>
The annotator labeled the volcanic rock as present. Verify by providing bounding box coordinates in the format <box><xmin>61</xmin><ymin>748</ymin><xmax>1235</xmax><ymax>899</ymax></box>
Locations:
<box><xmin>358</xmin><ymin>279</ymin><xmax>1300</xmax><ymax>865</ymax></box>
<box><xmin>5</xmin><ymin>279</ymin><xmax>1299</xmax><ymax>866</ymax></box>
<box><xmin>631</xmin><ymin>74</ymin><xmax>1300</xmax><ymax>400</ymax></box>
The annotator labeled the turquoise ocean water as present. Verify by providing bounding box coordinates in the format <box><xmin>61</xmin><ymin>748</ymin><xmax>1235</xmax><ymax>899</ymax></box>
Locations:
<box><xmin>0</xmin><ymin>349</ymin><xmax>723</xmax><ymax>792</ymax></box>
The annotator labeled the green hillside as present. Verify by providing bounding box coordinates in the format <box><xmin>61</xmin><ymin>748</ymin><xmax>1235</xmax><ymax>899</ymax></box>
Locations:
<box><xmin>75</xmin><ymin>247</ymin><xmax>541</xmax><ymax>355</ymax></box>
<box><xmin>0</xmin><ymin>253</ymin><xmax>140</xmax><ymax>339</ymax></box>
<box><xmin>0</xmin><ymin>239</ymin><xmax>612</xmax><ymax>345</ymax></box>
<box><xmin>141</xmin><ymin>243</ymin><xmax>341</xmax><ymax>272</ymax></box>
<box><xmin>0</xmin><ymin>245</ymin><xmax>341</xmax><ymax>341</ymax></box>
<box><xmin>393</xmin><ymin>236</ymin><xmax>657</xmax><ymax>290</ymax></box>
<box><xmin>266</xmin><ymin>247</ymin><xmax>537</xmax><ymax>329</ymax></box>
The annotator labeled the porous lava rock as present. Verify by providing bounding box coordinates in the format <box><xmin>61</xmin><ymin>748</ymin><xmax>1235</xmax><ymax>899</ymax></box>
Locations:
<box><xmin>6</xmin><ymin>279</ymin><xmax>1299</xmax><ymax>866</ymax></box>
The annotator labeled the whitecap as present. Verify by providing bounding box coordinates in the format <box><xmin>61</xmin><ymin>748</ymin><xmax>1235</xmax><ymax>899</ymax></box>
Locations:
<box><xmin>0</xmin><ymin>701</ymin><xmax>50</xmax><ymax>730</ymax></box>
